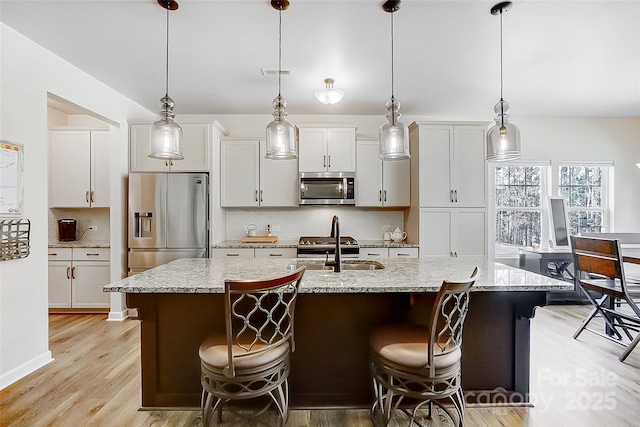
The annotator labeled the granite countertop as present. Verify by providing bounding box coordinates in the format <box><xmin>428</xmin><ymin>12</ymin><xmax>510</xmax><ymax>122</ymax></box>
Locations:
<box><xmin>358</xmin><ymin>240</ymin><xmax>419</xmax><ymax>248</ymax></box>
<box><xmin>49</xmin><ymin>240</ymin><xmax>110</xmax><ymax>248</ymax></box>
<box><xmin>104</xmin><ymin>257</ymin><xmax>572</xmax><ymax>294</ymax></box>
<box><xmin>211</xmin><ymin>239</ymin><xmax>418</xmax><ymax>249</ymax></box>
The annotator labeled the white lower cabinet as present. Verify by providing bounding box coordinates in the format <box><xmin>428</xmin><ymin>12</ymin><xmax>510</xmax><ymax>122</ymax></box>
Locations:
<box><xmin>360</xmin><ymin>248</ymin><xmax>389</xmax><ymax>258</ymax></box>
<box><xmin>254</xmin><ymin>248</ymin><xmax>297</xmax><ymax>259</ymax></box>
<box><xmin>48</xmin><ymin>247</ymin><xmax>111</xmax><ymax>309</ymax></box>
<box><xmin>212</xmin><ymin>248</ymin><xmax>256</xmax><ymax>259</ymax></box>
<box><xmin>213</xmin><ymin>248</ymin><xmax>297</xmax><ymax>259</ymax></box>
<box><xmin>358</xmin><ymin>247</ymin><xmax>419</xmax><ymax>259</ymax></box>
<box><xmin>419</xmin><ymin>209</ymin><xmax>486</xmax><ymax>257</ymax></box>
<box><xmin>389</xmin><ymin>247</ymin><xmax>419</xmax><ymax>258</ymax></box>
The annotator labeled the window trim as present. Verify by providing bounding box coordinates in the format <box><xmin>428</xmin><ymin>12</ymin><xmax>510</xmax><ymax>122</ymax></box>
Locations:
<box><xmin>556</xmin><ymin>161</ymin><xmax>614</xmax><ymax>234</ymax></box>
<box><xmin>489</xmin><ymin>161</ymin><xmax>551</xmax><ymax>260</ymax></box>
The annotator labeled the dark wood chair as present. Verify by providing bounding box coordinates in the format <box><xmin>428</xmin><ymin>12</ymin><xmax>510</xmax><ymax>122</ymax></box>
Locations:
<box><xmin>571</xmin><ymin>236</ymin><xmax>640</xmax><ymax>362</ymax></box>
<box><xmin>369</xmin><ymin>267</ymin><xmax>479</xmax><ymax>427</ymax></box>
<box><xmin>199</xmin><ymin>267</ymin><xmax>305</xmax><ymax>426</ymax></box>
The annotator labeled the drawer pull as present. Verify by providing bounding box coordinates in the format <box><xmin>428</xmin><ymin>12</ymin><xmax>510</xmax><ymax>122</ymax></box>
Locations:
<box><xmin>86</xmin><ymin>253</ymin><xmax>100</xmax><ymax>256</ymax></box>
<box><xmin>50</xmin><ymin>253</ymin><xmax>58</xmax><ymax>256</ymax></box>
<box><xmin>397</xmin><ymin>253</ymin><xmax>410</xmax><ymax>257</ymax></box>
<box><xmin>269</xmin><ymin>253</ymin><xmax>283</xmax><ymax>257</ymax></box>
<box><xmin>226</xmin><ymin>253</ymin><xmax>240</xmax><ymax>257</ymax></box>
<box><xmin>367</xmin><ymin>253</ymin><xmax>380</xmax><ymax>257</ymax></box>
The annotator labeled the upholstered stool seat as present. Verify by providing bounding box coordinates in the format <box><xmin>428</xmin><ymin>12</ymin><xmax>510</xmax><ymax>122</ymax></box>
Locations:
<box><xmin>200</xmin><ymin>267</ymin><xmax>305</xmax><ymax>426</ymax></box>
<box><xmin>369</xmin><ymin>268</ymin><xmax>478</xmax><ymax>427</ymax></box>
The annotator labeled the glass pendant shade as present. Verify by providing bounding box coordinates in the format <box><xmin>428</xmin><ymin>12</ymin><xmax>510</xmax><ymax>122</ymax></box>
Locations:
<box><xmin>487</xmin><ymin>100</ymin><xmax>521</xmax><ymax>162</ymax></box>
<box><xmin>266</xmin><ymin>95</ymin><xmax>297</xmax><ymax>160</ymax></box>
<box><xmin>149</xmin><ymin>95</ymin><xmax>184</xmax><ymax>160</ymax></box>
<box><xmin>314</xmin><ymin>78</ymin><xmax>345</xmax><ymax>105</ymax></box>
<box><xmin>379</xmin><ymin>98</ymin><xmax>410</xmax><ymax>160</ymax></box>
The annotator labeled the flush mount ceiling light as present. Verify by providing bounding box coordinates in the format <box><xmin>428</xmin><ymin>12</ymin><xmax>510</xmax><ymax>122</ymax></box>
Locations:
<box><xmin>265</xmin><ymin>0</ymin><xmax>297</xmax><ymax>160</ymax></box>
<box><xmin>314</xmin><ymin>78</ymin><xmax>345</xmax><ymax>105</ymax></box>
<box><xmin>486</xmin><ymin>1</ymin><xmax>521</xmax><ymax>162</ymax></box>
<box><xmin>379</xmin><ymin>0</ymin><xmax>410</xmax><ymax>161</ymax></box>
<box><xmin>149</xmin><ymin>0</ymin><xmax>183</xmax><ymax>160</ymax></box>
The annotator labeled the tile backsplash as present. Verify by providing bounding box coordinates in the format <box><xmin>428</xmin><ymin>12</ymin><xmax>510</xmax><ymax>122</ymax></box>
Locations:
<box><xmin>48</xmin><ymin>208</ymin><xmax>110</xmax><ymax>242</ymax></box>
<box><xmin>224</xmin><ymin>208</ymin><xmax>405</xmax><ymax>241</ymax></box>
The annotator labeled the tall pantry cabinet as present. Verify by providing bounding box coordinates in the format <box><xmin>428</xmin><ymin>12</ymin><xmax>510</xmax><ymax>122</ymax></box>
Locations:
<box><xmin>404</xmin><ymin>122</ymin><xmax>489</xmax><ymax>257</ymax></box>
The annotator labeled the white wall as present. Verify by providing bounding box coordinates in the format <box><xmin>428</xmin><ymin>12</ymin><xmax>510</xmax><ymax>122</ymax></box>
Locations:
<box><xmin>518</xmin><ymin>118</ymin><xmax>640</xmax><ymax>232</ymax></box>
<box><xmin>0</xmin><ymin>23</ymin><xmax>153</xmax><ymax>388</ymax></box>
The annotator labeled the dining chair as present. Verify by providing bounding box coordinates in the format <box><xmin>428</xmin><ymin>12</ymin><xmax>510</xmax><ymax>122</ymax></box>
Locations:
<box><xmin>571</xmin><ymin>236</ymin><xmax>640</xmax><ymax>362</ymax></box>
<box><xmin>199</xmin><ymin>266</ymin><xmax>305</xmax><ymax>426</ymax></box>
<box><xmin>369</xmin><ymin>267</ymin><xmax>479</xmax><ymax>427</ymax></box>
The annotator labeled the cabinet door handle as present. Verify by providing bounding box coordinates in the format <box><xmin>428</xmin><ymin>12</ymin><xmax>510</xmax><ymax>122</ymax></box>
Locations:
<box><xmin>71</xmin><ymin>266</ymin><xmax>76</xmax><ymax>279</ymax></box>
<box><xmin>226</xmin><ymin>253</ymin><xmax>240</xmax><ymax>257</ymax></box>
<box><xmin>450</xmin><ymin>251</ymin><xmax>454</xmax><ymax>258</ymax></box>
<box><xmin>328</xmin><ymin>155</ymin><xmax>331</xmax><ymax>168</ymax></box>
<box><xmin>454</xmin><ymin>190</ymin><xmax>458</xmax><ymax>203</ymax></box>
<box><xmin>66</xmin><ymin>266</ymin><xmax>71</xmax><ymax>279</ymax></box>
<box><xmin>450</xmin><ymin>190</ymin><xmax>454</xmax><ymax>203</ymax></box>
<box><xmin>323</xmin><ymin>155</ymin><xmax>326</xmax><ymax>168</ymax></box>
<box><xmin>170</xmin><ymin>160</ymin><xmax>174</xmax><ymax>167</ymax></box>
<box><xmin>255</xmin><ymin>190</ymin><xmax>258</xmax><ymax>202</ymax></box>
<box><xmin>86</xmin><ymin>191</ymin><xmax>90</xmax><ymax>203</ymax></box>
<box><xmin>260</xmin><ymin>190</ymin><xmax>263</xmax><ymax>203</ymax></box>
<box><xmin>383</xmin><ymin>190</ymin><xmax>387</xmax><ymax>202</ymax></box>
<box><xmin>379</xmin><ymin>190</ymin><xmax>382</xmax><ymax>202</ymax></box>
<box><xmin>269</xmin><ymin>253</ymin><xmax>283</xmax><ymax>257</ymax></box>
<box><xmin>165</xmin><ymin>160</ymin><xmax>169</xmax><ymax>167</ymax></box>
<box><xmin>90</xmin><ymin>191</ymin><xmax>94</xmax><ymax>203</ymax></box>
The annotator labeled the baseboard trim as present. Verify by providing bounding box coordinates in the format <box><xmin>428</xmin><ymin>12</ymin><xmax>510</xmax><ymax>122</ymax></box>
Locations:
<box><xmin>0</xmin><ymin>351</ymin><xmax>54</xmax><ymax>390</ymax></box>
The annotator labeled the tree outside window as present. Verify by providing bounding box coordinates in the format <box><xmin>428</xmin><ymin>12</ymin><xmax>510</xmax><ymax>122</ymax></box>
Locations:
<box><xmin>559</xmin><ymin>165</ymin><xmax>609</xmax><ymax>235</ymax></box>
<box><xmin>495</xmin><ymin>165</ymin><xmax>542</xmax><ymax>247</ymax></box>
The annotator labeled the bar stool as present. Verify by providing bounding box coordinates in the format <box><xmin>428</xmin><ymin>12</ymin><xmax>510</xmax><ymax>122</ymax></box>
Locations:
<box><xmin>369</xmin><ymin>267</ymin><xmax>479</xmax><ymax>427</ymax></box>
<box><xmin>199</xmin><ymin>267</ymin><xmax>305</xmax><ymax>426</ymax></box>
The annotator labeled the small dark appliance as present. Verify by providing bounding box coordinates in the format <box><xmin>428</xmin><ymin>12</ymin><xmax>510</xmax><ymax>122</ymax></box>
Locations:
<box><xmin>58</xmin><ymin>219</ymin><xmax>77</xmax><ymax>241</ymax></box>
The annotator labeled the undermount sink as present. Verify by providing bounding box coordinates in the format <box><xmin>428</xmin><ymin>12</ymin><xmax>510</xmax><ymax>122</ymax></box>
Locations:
<box><xmin>287</xmin><ymin>260</ymin><xmax>385</xmax><ymax>271</ymax></box>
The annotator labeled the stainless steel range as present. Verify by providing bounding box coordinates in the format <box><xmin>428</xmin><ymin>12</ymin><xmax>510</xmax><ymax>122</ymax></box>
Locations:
<box><xmin>297</xmin><ymin>236</ymin><xmax>360</xmax><ymax>258</ymax></box>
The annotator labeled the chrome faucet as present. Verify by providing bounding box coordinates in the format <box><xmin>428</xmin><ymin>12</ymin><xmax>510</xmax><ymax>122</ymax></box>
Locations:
<box><xmin>325</xmin><ymin>215</ymin><xmax>341</xmax><ymax>272</ymax></box>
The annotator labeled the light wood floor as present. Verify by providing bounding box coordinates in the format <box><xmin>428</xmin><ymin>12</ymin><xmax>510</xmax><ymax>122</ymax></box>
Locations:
<box><xmin>1</xmin><ymin>305</ymin><xmax>640</xmax><ymax>426</ymax></box>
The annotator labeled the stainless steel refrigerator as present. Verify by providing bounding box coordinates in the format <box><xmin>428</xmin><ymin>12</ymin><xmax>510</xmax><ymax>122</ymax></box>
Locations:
<box><xmin>128</xmin><ymin>172</ymin><xmax>208</xmax><ymax>275</ymax></box>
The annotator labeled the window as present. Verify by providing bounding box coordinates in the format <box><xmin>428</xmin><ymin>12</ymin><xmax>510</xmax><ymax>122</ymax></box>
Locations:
<box><xmin>494</xmin><ymin>165</ymin><xmax>546</xmax><ymax>248</ymax></box>
<box><xmin>558</xmin><ymin>164</ymin><xmax>611</xmax><ymax>235</ymax></box>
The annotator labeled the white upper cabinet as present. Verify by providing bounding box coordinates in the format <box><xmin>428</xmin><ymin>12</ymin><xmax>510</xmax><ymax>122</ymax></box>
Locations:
<box><xmin>298</xmin><ymin>125</ymin><xmax>356</xmax><ymax>172</ymax></box>
<box><xmin>49</xmin><ymin>130</ymin><xmax>110</xmax><ymax>208</ymax></box>
<box><xmin>356</xmin><ymin>139</ymin><xmax>409</xmax><ymax>207</ymax></box>
<box><xmin>220</xmin><ymin>139</ymin><xmax>298</xmax><ymax>207</ymax></box>
<box><xmin>415</xmin><ymin>123</ymin><xmax>486</xmax><ymax>208</ymax></box>
<box><xmin>129</xmin><ymin>122</ymin><xmax>210</xmax><ymax>172</ymax></box>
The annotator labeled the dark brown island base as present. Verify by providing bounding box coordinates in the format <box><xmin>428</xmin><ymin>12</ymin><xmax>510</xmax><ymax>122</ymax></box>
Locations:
<box><xmin>105</xmin><ymin>257</ymin><xmax>571</xmax><ymax>409</ymax></box>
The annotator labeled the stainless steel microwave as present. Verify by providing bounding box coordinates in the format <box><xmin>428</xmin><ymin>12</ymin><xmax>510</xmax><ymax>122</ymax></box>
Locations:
<box><xmin>299</xmin><ymin>172</ymin><xmax>355</xmax><ymax>205</ymax></box>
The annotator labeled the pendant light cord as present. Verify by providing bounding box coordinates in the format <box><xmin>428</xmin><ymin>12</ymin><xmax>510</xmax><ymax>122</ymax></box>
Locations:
<box><xmin>390</xmin><ymin>10</ymin><xmax>396</xmax><ymax>125</ymax></box>
<box><xmin>499</xmin><ymin>8</ymin><xmax>505</xmax><ymax>125</ymax></box>
<box><xmin>165</xmin><ymin>7</ymin><xmax>169</xmax><ymax>97</ymax></box>
<box><xmin>278</xmin><ymin>8</ymin><xmax>282</xmax><ymax>97</ymax></box>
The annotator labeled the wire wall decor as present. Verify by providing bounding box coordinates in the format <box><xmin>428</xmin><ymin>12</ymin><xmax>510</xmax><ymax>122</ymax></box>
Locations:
<box><xmin>1</xmin><ymin>218</ymin><xmax>31</xmax><ymax>261</ymax></box>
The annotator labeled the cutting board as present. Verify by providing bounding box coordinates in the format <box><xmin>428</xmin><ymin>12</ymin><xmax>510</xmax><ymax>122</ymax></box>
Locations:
<box><xmin>241</xmin><ymin>236</ymin><xmax>279</xmax><ymax>243</ymax></box>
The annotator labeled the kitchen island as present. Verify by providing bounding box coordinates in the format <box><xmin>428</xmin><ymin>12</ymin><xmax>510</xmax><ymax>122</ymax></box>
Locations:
<box><xmin>104</xmin><ymin>257</ymin><xmax>571</xmax><ymax>409</ymax></box>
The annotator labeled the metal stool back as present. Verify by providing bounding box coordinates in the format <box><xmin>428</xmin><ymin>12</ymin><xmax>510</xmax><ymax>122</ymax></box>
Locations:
<box><xmin>199</xmin><ymin>266</ymin><xmax>305</xmax><ymax>426</ymax></box>
<box><xmin>370</xmin><ymin>267</ymin><xmax>479</xmax><ymax>427</ymax></box>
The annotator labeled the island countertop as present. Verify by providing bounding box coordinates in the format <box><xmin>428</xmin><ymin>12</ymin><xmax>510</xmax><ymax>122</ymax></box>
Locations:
<box><xmin>104</xmin><ymin>257</ymin><xmax>572</xmax><ymax>294</ymax></box>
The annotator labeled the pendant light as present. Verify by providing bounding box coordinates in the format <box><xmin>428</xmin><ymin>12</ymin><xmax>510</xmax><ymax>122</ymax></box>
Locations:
<box><xmin>379</xmin><ymin>0</ymin><xmax>410</xmax><ymax>161</ymax></box>
<box><xmin>265</xmin><ymin>0</ymin><xmax>297</xmax><ymax>160</ymax></box>
<box><xmin>314</xmin><ymin>78</ymin><xmax>345</xmax><ymax>105</ymax></box>
<box><xmin>149</xmin><ymin>0</ymin><xmax>183</xmax><ymax>160</ymax></box>
<box><xmin>486</xmin><ymin>1</ymin><xmax>521</xmax><ymax>161</ymax></box>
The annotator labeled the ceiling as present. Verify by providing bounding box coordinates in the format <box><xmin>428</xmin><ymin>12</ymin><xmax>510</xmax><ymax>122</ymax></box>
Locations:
<box><xmin>1</xmin><ymin>0</ymin><xmax>639</xmax><ymax>119</ymax></box>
